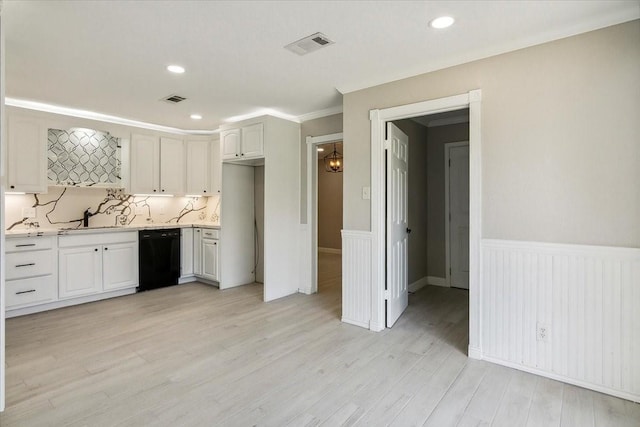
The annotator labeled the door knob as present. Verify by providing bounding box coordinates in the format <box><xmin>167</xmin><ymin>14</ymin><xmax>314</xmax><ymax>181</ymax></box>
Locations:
<box><xmin>406</xmin><ymin>228</ymin><xmax>412</xmax><ymax>234</ymax></box>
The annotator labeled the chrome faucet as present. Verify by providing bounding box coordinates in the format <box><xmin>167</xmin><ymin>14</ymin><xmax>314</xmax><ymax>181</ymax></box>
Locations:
<box><xmin>83</xmin><ymin>208</ymin><xmax>94</xmax><ymax>227</ymax></box>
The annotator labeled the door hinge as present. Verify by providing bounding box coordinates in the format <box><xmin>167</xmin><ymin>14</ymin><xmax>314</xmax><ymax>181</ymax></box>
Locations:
<box><xmin>449</xmin><ymin>267</ymin><xmax>452</xmax><ymax>276</ymax></box>
<box><xmin>384</xmin><ymin>290</ymin><xmax>390</xmax><ymax>300</ymax></box>
<box><xmin>384</xmin><ymin>139</ymin><xmax>391</xmax><ymax>150</ymax></box>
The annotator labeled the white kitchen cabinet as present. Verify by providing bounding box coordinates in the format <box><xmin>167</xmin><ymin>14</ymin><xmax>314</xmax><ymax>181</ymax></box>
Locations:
<box><xmin>221</xmin><ymin>123</ymin><xmax>264</xmax><ymax>161</ymax></box>
<box><xmin>59</xmin><ymin>246</ymin><xmax>103</xmax><ymax>298</ymax></box>
<box><xmin>130</xmin><ymin>133</ymin><xmax>160</xmax><ymax>194</ymax></box>
<box><xmin>221</xmin><ymin>128</ymin><xmax>241</xmax><ymax>159</ymax></box>
<box><xmin>7</xmin><ymin>112</ymin><xmax>48</xmax><ymax>193</ymax></box>
<box><xmin>130</xmin><ymin>134</ymin><xmax>185</xmax><ymax>195</ymax></box>
<box><xmin>193</xmin><ymin>228</ymin><xmax>202</xmax><ymax>275</ymax></box>
<box><xmin>186</xmin><ymin>140</ymin><xmax>211</xmax><ymax>195</ymax></box>
<box><xmin>102</xmin><ymin>242</ymin><xmax>138</xmax><ymax>291</ymax></box>
<box><xmin>58</xmin><ymin>231</ymin><xmax>138</xmax><ymax>299</ymax></box>
<box><xmin>211</xmin><ymin>138</ymin><xmax>222</xmax><ymax>194</ymax></box>
<box><xmin>181</xmin><ymin>228</ymin><xmax>194</xmax><ymax>278</ymax></box>
<box><xmin>160</xmin><ymin>137</ymin><xmax>185</xmax><ymax>195</ymax></box>
<box><xmin>5</xmin><ymin>236</ymin><xmax>57</xmax><ymax>309</ymax></box>
<box><xmin>201</xmin><ymin>237</ymin><xmax>219</xmax><ymax>282</ymax></box>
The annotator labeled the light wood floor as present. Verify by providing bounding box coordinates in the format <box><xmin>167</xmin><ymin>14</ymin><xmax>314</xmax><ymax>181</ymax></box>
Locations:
<box><xmin>1</xmin><ymin>253</ymin><xmax>639</xmax><ymax>426</ymax></box>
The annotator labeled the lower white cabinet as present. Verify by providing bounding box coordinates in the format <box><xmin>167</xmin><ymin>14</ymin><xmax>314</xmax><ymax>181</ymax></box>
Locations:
<box><xmin>58</xmin><ymin>231</ymin><xmax>138</xmax><ymax>299</ymax></box>
<box><xmin>201</xmin><ymin>237</ymin><xmax>219</xmax><ymax>282</ymax></box>
<box><xmin>181</xmin><ymin>228</ymin><xmax>194</xmax><ymax>278</ymax></box>
<box><xmin>103</xmin><ymin>242</ymin><xmax>138</xmax><ymax>291</ymax></box>
<box><xmin>59</xmin><ymin>246</ymin><xmax>103</xmax><ymax>298</ymax></box>
<box><xmin>193</xmin><ymin>228</ymin><xmax>202</xmax><ymax>275</ymax></box>
<box><xmin>192</xmin><ymin>227</ymin><xmax>220</xmax><ymax>282</ymax></box>
<box><xmin>5</xmin><ymin>236</ymin><xmax>57</xmax><ymax>309</ymax></box>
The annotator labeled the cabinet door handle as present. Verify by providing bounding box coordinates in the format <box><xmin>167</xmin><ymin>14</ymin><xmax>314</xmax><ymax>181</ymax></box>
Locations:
<box><xmin>95</xmin><ymin>248</ymin><xmax>99</xmax><ymax>252</ymax></box>
<box><xmin>16</xmin><ymin>289</ymin><xmax>36</xmax><ymax>295</ymax></box>
<box><xmin>16</xmin><ymin>243</ymin><xmax>37</xmax><ymax>247</ymax></box>
<box><xmin>104</xmin><ymin>247</ymin><xmax>108</xmax><ymax>250</ymax></box>
<box><xmin>15</xmin><ymin>263</ymin><xmax>35</xmax><ymax>268</ymax></box>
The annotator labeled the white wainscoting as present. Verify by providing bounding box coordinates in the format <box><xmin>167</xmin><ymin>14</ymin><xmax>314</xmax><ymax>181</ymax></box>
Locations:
<box><xmin>341</xmin><ymin>230</ymin><xmax>372</xmax><ymax>329</ymax></box>
<box><xmin>482</xmin><ymin>239</ymin><xmax>640</xmax><ymax>402</ymax></box>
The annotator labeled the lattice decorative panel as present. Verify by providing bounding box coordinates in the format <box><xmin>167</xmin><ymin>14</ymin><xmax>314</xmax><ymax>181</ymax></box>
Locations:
<box><xmin>48</xmin><ymin>128</ymin><xmax>121</xmax><ymax>187</ymax></box>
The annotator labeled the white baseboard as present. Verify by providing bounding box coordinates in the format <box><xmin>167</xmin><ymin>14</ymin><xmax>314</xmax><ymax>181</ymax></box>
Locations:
<box><xmin>6</xmin><ymin>288</ymin><xmax>137</xmax><ymax>318</ymax></box>
<box><xmin>341</xmin><ymin>316</ymin><xmax>369</xmax><ymax>329</ymax></box>
<box><xmin>318</xmin><ymin>247</ymin><xmax>342</xmax><ymax>255</ymax></box>
<box><xmin>483</xmin><ymin>355</ymin><xmax>640</xmax><ymax>403</ymax></box>
<box><xmin>409</xmin><ymin>276</ymin><xmax>447</xmax><ymax>292</ymax></box>
<box><xmin>468</xmin><ymin>345</ymin><xmax>482</xmax><ymax>360</ymax></box>
<box><xmin>179</xmin><ymin>276</ymin><xmax>197</xmax><ymax>284</ymax></box>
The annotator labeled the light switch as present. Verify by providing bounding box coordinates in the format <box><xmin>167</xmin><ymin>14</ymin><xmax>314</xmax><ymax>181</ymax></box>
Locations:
<box><xmin>22</xmin><ymin>207</ymin><xmax>36</xmax><ymax>218</ymax></box>
<box><xmin>362</xmin><ymin>186</ymin><xmax>371</xmax><ymax>200</ymax></box>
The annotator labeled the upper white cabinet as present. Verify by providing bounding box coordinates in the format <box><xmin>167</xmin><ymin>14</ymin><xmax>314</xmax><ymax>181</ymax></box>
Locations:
<box><xmin>160</xmin><ymin>137</ymin><xmax>185</xmax><ymax>195</ymax></box>
<box><xmin>186</xmin><ymin>139</ymin><xmax>211</xmax><ymax>195</ymax></box>
<box><xmin>211</xmin><ymin>138</ymin><xmax>222</xmax><ymax>194</ymax></box>
<box><xmin>130</xmin><ymin>134</ymin><xmax>185</xmax><ymax>195</ymax></box>
<box><xmin>130</xmin><ymin>133</ymin><xmax>160</xmax><ymax>194</ymax></box>
<box><xmin>221</xmin><ymin>123</ymin><xmax>264</xmax><ymax>160</ymax></box>
<box><xmin>7</xmin><ymin>112</ymin><xmax>48</xmax><ymax>193</ymax></box>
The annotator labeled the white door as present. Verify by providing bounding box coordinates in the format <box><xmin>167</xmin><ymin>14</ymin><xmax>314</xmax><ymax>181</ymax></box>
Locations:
<box><xmin>448</xmin><ymin>144</ymin><xmax>470</xmax><ymax>289</ymax></box>
<box><xmin>59</xmin><ymin>246</ymin><xmax>103</xmax><ymax>298</ymax></box>
<box><xmin>103</xmin><ymin>242</ymin><xmax>138</xmax><ymax>291</ymax></box>
<box><xmin>160</xmin><ymin>137</ymin><xmax>185</xmax><ymax>195</ymax></box>
<box><xmin>386</xmin><ymin>123</ymin><xmax>409</xmax><ymax>327</ymax></box>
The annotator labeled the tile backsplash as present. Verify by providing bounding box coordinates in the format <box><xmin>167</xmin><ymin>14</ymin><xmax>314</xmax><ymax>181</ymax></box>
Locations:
<box><xmin>5</xmin><ymin>187</ymin><xmax>220</xmax><ymax>230</ymax></box>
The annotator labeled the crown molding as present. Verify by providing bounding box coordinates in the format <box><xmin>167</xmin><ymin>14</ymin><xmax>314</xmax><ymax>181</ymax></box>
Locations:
<box><xmin>5</xmin><ymin>98</ymin><xmax>219</xmax><ymax>135</ymax></box>
<box><xmin>297</xmin><ymin>105</ymin><xmax>343</xmax><ymax>123</ymax></box>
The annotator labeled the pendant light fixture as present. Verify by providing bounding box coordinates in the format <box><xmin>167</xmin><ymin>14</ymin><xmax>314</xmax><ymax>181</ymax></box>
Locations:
<box><xmin>323</xmin><ymin>143</ymin><xmax>343</xmax><ymax>173</ymax></box>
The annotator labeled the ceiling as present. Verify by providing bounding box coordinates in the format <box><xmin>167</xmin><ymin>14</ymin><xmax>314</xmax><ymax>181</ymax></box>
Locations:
<box><xmin>3</xmin><ymin>1</ymin><xmax>638</xmax><ymax>131</ymax></box>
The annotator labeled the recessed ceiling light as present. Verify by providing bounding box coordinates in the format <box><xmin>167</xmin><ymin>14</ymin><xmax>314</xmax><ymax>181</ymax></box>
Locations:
<box><xmin>190</xmin><ymin>114</ymin><xmax>202</xmax><ymax>120</ymax></box>
<box><xmin>430</xmin><ymin>16</ymin><xmax>455</xmax><ymax>29</ymax></box>
<box><xmin>317</xmin><ymin>148</ymin><xmax>325</xmax><ymax>152</ymax></box>
<box><xmin>167</xmin><ymin>65</ymin><xmax>185</xmax><ymax>74</ymax></box>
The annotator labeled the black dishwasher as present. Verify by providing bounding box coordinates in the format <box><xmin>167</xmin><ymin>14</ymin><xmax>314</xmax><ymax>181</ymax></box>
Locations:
<box><xmin>138</xmin><ymin>229</ymin><xmax>181</xmax><ymax>291</ymax></box>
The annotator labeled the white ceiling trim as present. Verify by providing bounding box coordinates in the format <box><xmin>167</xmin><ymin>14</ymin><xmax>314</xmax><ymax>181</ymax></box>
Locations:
<box><xmin>297</xmin><ymin>105</ymin><xmax>343</xmax><ymax>123</ymax></box>
<box><xmin>5</xmin><ymin>97</ymin><xmax>220</xmax><ymax>136</ymax></box>
<box><xmin>337</xmin><ymin>10</ymin><xmax>639</xmax><ymax>94</ymax></box>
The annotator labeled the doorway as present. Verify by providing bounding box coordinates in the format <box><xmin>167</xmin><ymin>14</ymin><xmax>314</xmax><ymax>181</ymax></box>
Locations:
<box><xmin>385</xmin><ymin>113</ymin><xmax>470</xmax><ymax>327</ymax></box>
<box><xmin>369</xmin><ymin>90</ymin><xmax>482</xmax><ymax>359</ymax></box>
<box><xmin>305</xmin><ymin>132</ymin><xmax>344</xmax><ymax>295</ymax></box>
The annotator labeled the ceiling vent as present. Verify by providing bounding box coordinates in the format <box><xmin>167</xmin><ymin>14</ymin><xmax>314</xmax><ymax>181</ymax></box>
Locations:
<box><xmin>163</xmin><ymin>94</ymin><xmax>187</xmax><ymax>104</ymax></box>
<box><xmin>284</xmin><ymin>32</ymin><xmax>334</xmax><ymax>56</ymax></box>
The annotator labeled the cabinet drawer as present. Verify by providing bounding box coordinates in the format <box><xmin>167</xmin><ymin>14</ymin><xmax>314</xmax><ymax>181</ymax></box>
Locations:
<box><xmin>59</xmin><ymin>231</ymin><xmax>137</xmax><ymax>248</ymax></box>
<box><xmin>6</xmin><ymin>250</ymin><xmax>54</xmax><ymax>280</ymax></box>
<box><xmin>5</xmin><ymin>236</ymin><xmax>54</xmax><ymax>253</ymax></box>
<box><xmin>201</xmin><ymin>229</ymin><xmax>220</xmax><ymax>239</ymax></box>
<box><xmin>6</xmin><ymin>275</ymin><xmax>57</xmax><ymax>308</ymax></box>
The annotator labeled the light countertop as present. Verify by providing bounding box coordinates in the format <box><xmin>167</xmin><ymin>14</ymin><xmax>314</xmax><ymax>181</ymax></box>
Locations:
<box><xmin>5</xmin><ymin>223</ymin><xmax>220</xmax><ymax>238</ymax></box>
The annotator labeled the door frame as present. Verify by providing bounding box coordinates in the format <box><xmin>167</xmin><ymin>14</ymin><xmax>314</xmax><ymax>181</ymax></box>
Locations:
<box><xmin>369</xmin><ymin>90</ymin><xmax>482</xmax><ymax>359</ymax></box>
<box><xmin>444</xmin><ymin>141</ymin><xmax>470</xmax><ymax>288</ymax></box>
<box><xmin>305</xmin><ymin>132</ymin><xmax>343</xmax><ymax>294</ymax></box>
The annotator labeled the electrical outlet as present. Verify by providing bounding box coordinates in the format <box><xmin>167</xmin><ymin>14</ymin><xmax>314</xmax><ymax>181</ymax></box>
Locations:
<box><xmin>537</xmin><ymin>322</ymin><xmax>550</xmax><ymax>343</ymax></box>
<box><xmin>22</xmin><ymin>207</ymin><xmax>36</xmax><ymax>218</ymax></box>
